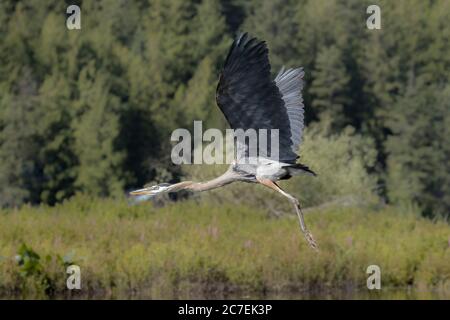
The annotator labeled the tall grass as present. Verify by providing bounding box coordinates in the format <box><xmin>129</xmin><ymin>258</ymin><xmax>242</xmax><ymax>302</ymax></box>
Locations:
<box><xmin>0</xmin><ymin>195</ymin><xmax>449</xmax><ymax>299</ymax></box>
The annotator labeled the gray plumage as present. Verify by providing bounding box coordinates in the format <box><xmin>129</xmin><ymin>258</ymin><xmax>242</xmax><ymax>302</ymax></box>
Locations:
<box><xmin>275</xmin><ymin>67</ymin><xmax>305</xmax><ymax>154</ymax></box>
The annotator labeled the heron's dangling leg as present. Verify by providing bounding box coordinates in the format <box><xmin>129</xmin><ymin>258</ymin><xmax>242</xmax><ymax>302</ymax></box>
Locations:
<box><xmin>257</xmin><ymin>179</ymin><xmax>318</xmax><ymax>251</ymax></box>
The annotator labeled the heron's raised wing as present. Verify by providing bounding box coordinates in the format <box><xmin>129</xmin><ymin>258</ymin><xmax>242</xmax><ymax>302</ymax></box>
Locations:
<box><xmin>274</xmin><ymin>67</ymin><xmax>305</xmax><ymax>154</ymax></box>
<box><xmin>216</xmin><ymin>33</ymin><xmax>300</xmax><ymax>163</ymax></box>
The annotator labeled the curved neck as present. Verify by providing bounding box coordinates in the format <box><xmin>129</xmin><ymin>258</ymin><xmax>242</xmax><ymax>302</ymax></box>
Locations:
<box><xmin>174</xmin><ymin>169</ymin><xmax>237</xmax><ymax>193</ymax></box>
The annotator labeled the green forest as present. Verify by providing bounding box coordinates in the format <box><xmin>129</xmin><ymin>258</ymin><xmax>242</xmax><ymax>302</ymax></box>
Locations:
<box><xmin>0</xmin><ymin>0</ymin><xmax>449</xmax><ymax>217</ymax></box>
<box><xmin>0</xmin><ymin>0</ymin><xmax>449</xmax><ymax>299</ymax></box>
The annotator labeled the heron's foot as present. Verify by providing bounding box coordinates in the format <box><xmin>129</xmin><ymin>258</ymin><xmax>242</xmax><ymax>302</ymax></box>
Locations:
<box><xmin>303</xmin><ymin>230</ymin><xmax>319</xmax><ymax>251</ymax></box>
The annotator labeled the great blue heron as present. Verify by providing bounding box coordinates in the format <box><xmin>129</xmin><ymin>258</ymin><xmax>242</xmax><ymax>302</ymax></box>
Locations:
<box><xmin>130</xmin><ymin>33</ymin><xmax>318</xmax><ymax>250</ymax></box>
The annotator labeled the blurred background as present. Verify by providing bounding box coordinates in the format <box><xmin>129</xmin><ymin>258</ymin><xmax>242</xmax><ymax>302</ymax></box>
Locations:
<box><xmin>0</xmin><ymin>0</ymin><xmax>449</xmax><ymax>299</ymax></box>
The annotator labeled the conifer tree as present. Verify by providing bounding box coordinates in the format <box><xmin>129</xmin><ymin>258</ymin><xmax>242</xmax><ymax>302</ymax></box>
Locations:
<box><xmin>73</xmin><ymin>66</ymin><xmax>125</xmax><ymax>197</ymax></box>
<box><xmin>310</xmin><ymin>45</ymin><xmax>350</xmax><ymax>132</ymax></box>
<box><xmin>386</xmin><ymin>83</ymin><xmax>450</xmax><ymax>217</ymax></box>
<box><xmin>0</xmin><ymin>69</ymin><xmax>41</xmax><ymax>206</ymax></box>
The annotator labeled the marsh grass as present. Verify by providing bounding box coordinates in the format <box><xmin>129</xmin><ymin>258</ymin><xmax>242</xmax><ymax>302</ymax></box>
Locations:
<box><xmin>0</xmin><ymin>195</ymin><xmax>449</xmax><ymax>299</ymax></box>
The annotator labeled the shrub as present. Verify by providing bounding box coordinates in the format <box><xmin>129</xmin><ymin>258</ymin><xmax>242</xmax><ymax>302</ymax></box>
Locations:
<box><xmin>181</xmin><ymin>123</ymin><xmax>379</xmax><ymax>215</ymax></box>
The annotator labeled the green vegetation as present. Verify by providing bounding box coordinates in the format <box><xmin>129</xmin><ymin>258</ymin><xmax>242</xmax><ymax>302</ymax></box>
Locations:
<box><xmin>0</xmin><ymin>0</ymin><xmax>449</xmax><ymax>299</ymax></box>
<box><xmin>0</xmin><ymin>0</ymin><xmax>449</xmax><ymax>217</ymax></box>
<box><xmin>0</xmin><ymin>196</ymin><xmax>449</xmax><ymax>299</ymax></box>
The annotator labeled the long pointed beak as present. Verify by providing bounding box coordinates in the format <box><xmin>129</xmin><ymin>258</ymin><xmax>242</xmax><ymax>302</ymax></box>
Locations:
<box><xmin>129</xmin><ymin>187</ymin><xmax>155</xmax><ymax>196</ymax></box>
<box><xmin>129</xmin><ymin>184</ymin><xmax>172</xmax><ymax>197</ymax></box>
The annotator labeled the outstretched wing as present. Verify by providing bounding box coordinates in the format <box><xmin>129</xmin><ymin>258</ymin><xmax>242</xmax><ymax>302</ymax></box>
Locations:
<box><xmin>216</xmin><ymin>33</ymin><xmax>299</xmax><ymax>163</ymax></box>
<box><xmin>274</xmin><ymin>67</ymin><xmax>305</xmax><ymax>154</ymax></box>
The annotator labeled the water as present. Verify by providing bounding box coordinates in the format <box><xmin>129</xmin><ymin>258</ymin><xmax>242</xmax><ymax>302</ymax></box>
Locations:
<box><xmin>2</xmin><ymin>285</ymin><xmax>449</xmax><ymax>300</ymax></box>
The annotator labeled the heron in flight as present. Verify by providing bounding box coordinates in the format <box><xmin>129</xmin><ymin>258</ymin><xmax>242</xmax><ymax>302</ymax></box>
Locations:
<box><xmin>130</xmin><ymin>33</ymin><xmax>318</xmax><ymax>250</ymax></box>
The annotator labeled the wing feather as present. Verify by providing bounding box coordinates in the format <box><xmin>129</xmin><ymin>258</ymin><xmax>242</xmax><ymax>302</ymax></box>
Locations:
<box><xmin>216</xmin><ymin>33</ymin><xmax>299</xmax><ymax>162</ymax></box>
<box><xmin>274</xmin><ymin>67</ymin><xmax>305</xmax><ymax>154</ymax></box>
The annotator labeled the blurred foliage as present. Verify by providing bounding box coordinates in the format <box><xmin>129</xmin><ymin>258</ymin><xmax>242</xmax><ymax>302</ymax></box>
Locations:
<box><xmin>386</xmin><ymin>84</ymin><xmax>450</xmax><ymax>218</ymax></box>
<box><xmin>0</xmin><ymin>0</ymin><xmax>448</xmax><ymax>217</ymax></box>
<box><xmin>0</xmin><ymin>196</ymin><xmax>449</xmax><ymax>298</ymax></box>
<box><xmin>0</xmin><ymin>0</ymin><xmax>230</xmax><ymax>205</ymax></box>
<box><xmin>183</xmin><ymin>123</ymin><xmax>378</xmax><ymax>214</ymax></box>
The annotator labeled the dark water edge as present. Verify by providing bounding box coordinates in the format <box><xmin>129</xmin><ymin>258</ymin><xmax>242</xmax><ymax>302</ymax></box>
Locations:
<box><xmin>1</xmin><ymin>286</ymin><xmax>449</xmax><ymax>300</ymax></box>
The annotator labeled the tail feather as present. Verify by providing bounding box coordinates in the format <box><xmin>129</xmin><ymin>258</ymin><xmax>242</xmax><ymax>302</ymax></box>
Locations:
<box><xmin>287</xmin><ymin>163</ymin><xmax>317</xmax><ymax>177</ymax></box>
